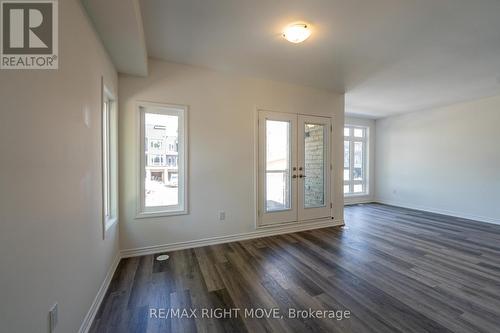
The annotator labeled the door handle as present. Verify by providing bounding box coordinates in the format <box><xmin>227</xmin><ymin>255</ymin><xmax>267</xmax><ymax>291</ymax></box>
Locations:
<box><xmin>292</xmin><ymin>175</ymin><xmax>297</xmax><ymax>179</ymax></box>
<box><xmin>299</xmin><ymin>174</ymin><xmax>306</xmax><ymax>178</ymax></box>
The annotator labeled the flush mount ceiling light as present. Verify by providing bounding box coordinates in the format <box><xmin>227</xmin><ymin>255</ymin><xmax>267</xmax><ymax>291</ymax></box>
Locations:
<box><xmin>282</xmin><ymin>23</ymin><xmax>311</xmax><ymax>43</ymax></box>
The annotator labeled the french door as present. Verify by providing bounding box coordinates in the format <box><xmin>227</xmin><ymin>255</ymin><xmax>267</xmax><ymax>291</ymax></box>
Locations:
<box><xmin>258</xmin><ymin>111</ymin><xmax>332</xmax><ymax>226</ymax></box>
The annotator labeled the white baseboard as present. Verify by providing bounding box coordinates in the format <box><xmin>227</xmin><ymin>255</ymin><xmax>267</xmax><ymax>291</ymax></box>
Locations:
<box><xmin>79</xmin><ymin>254</ymin><xmax>121</xmax><ymax>333</ymax></box>
<box><xmin>121</xmin><ymin>219</ymin><xmax>344</xmax><ymax>258</ymax></box>
<box><xmin>375</xmin><ymin>199</ymin><xmax>500</xmax><ymax>226</ymax></box>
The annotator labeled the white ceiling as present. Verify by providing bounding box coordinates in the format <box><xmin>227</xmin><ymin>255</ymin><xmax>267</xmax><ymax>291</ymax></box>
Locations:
<box><xmin>139</xmin><ymin>0</ymin><xmax>500</xmax><ymax>118</ymax></box>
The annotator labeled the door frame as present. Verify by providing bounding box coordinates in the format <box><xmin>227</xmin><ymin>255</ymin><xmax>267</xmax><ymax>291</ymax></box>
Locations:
<box><xmin>255</xmin><ymin>108</ymin><xmax>334</xmax><ymax>228</ymax></box>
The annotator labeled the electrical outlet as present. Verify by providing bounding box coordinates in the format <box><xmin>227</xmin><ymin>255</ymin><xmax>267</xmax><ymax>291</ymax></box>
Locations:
<box><xmin>219</xmin><ymin>211</ymin><xmax>226</xmax><ymax>221</ymax></box>
<box><xmin>49</xmin><ymin>303</ymin><xmax>58</xmax><ymax>332</ymax></box>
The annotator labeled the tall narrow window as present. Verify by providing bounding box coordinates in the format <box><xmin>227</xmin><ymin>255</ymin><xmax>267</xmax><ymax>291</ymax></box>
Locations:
<box><xmin>138</xmin><ymin>103</ymin><xmax>188</xmax><ymax>217</ymax></box>
<box><xmin>344</xmin><ymin>125</ymin><xmax>368</xmax><ymax>195</ymax></box>
<box><xmin>102</xmin><ymin>84</ymin><xmax>118</xmax><ymax>235</ymax></box>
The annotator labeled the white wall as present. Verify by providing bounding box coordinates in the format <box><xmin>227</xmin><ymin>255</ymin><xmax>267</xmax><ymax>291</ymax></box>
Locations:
<box><xmin>344</xmin><ymin>116</ymin><xmax>376</xmax><ymax>204</ymax></box>
<box><xmin>375</xmin><ymin>95</ymin><xmax>500</xmax><ymax>224</ymax></box>
<box><xmin>119</xmin><ymin>59</ymin><xmax>344</xmax><ymax>251</ymax></box>
<box><xmin>0</xmin><ymin>1</ymin><xmax>119</xmax><ymax>332</ymax></box>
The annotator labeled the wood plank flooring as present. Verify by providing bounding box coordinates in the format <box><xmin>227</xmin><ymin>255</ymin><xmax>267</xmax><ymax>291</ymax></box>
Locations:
<box><xmin>90</xmin><ymin>204</ymin><xmax>500</xmax><ymax>333</ymax></box>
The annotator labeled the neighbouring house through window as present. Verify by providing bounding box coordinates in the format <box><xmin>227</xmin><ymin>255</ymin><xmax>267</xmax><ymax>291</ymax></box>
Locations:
<box><xmin>138</xmin><ymin>103</ymin><xmax>188</xmax><ymax>217</ymax></box>
<box><xmin>344</xmin><ymin>125</ymin><xmax>368</xmax><ymax>196</ymax></box>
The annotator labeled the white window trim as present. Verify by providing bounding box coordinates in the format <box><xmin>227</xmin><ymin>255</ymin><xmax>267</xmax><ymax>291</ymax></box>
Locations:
<box><xmin>136</xmin><ymin>101</ymin><xmax>189</xmax><ymax>219</ymax></box>
<box><xmin>344</xmin><ymin>125</ymin><xmax>369</xmax><ymax>197</ymax></box>
<box><xmin>102</xmin><ymin>81</ymin><xmax>118</xmax><ymax>237</ymax></box>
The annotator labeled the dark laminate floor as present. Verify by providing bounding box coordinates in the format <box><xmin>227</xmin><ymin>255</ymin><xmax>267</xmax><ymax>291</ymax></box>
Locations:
<box><xmin>90</xmin><ymin>204</ymin><xmax>500</xmax><ymax>333</ymax></box>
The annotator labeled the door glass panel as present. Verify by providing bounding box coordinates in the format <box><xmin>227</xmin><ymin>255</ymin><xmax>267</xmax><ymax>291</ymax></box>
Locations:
<box><xmin>266</xmin><ymin>120</ymin><xmax>291</xmax><ymax>212</ymax></box>
<box><xmin>354</xmin><ymin>141</ymin><xmax>363</xmax><ymax>181</ymax></box>
<box><xmin>304</xmin><ymin>123</ymin><xmax>325</xmax><ymax>208</ymax></box>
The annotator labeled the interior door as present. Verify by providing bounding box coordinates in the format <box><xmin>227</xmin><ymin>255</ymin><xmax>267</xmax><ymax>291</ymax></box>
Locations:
<box><xmin>258</xmin><ymin>111</ymin><xmax>332</xmax><ymax>226</ymax></box>
<box><xmin>258</xmin><ymin>111</ymin><xmax>297</xmax><ymax>225</ymax></box>
<box><xmin>297</xmin><ymin>115</ymin><xmax>331</xmax><ymax>221</ymax></box>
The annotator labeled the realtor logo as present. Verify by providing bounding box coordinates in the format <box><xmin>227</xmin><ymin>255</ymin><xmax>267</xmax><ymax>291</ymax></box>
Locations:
<box><xmin>1</xmin><ymin>0</ymin><xmax>58</xmax><ymax>69</ymax></box>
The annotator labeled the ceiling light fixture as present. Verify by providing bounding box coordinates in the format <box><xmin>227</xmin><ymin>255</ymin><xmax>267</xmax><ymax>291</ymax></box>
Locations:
<box><xmin>282</xmin><ymin>23</ymin><xmax>311</xmax><ymax>44</ymax></box>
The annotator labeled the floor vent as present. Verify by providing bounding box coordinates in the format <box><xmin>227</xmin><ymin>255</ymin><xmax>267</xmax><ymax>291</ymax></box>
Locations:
<box><xmin>156</xmin><ymin>254</ymin><xmax>170</xmax><ymax>261</ymax></box>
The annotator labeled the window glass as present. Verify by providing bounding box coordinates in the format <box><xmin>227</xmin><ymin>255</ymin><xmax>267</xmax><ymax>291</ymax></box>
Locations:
<box><xmin>354</xmin><ymin>142</ymin><xmax>363</xmax><ymax>181</ymax></box>
<box><xmin>102</xmin><ymin>88</ymin><xmax>118</xmax><ymax>232</ymax></box>
<box><xmin>304</xmin><ymin>123</ymin><xmax>326</xmax><ymax>208</ymax></box>
<box><xmin>144</xmin><ymin>112</ymin><xmax>179</xmax><ymax>207</ymax></box>
<box><xmin>265</xmin><ymin>120</ymin><xmax>291</xmax><ymax>212</ymax></box>
<box><xmin>344</xmin><ymin>125</ymin><xmax>368</xmax><ymax>196</ymax></box>
<box><xmin>354</xmin><ymin>184</ymin><xmax>363</xmax><ymax>193</ymax></box>
<box><xmin>140</xmin><ymin>104</ymin><xmax>187</xmax><ymax>215</ymax></box>
<box><xmin>344</xmin><ymin>169</ymin><xmax>350</xmax><ymax>181</ymax></box>
<box><xmin>344</xmin><ymin>141</ymin><xmax>350</xmax><ymax>169</ymax></box>
<box><xmin>354</xmin><ymin>128</ymin><xmax>364</xmax><ymax>138</ymax></box>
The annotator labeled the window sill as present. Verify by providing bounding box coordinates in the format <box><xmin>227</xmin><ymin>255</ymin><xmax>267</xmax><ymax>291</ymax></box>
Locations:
<box><xmin>135</xmin><ymin>209</ymin><xmax>188</xmax><ymax>219</ymax></box>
